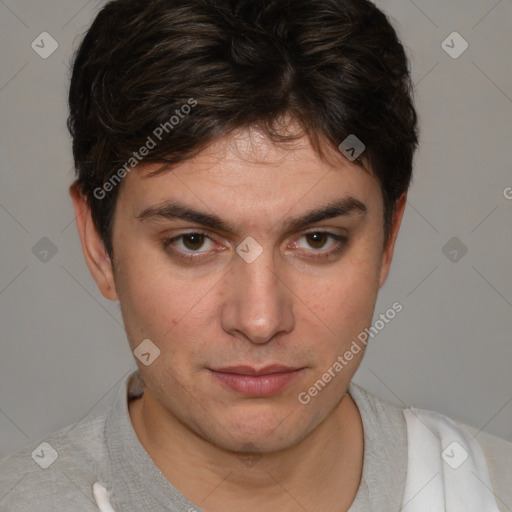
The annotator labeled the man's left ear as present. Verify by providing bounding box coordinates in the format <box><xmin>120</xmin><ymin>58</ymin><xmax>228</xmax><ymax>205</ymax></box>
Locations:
<box><xmin>379</xmin><ymin>192</ymin><xmax>407</xmax><ymax>289</ymax></box>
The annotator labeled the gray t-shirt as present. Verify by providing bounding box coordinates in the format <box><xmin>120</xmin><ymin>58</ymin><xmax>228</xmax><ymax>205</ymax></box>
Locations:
<box><xmin>0</xmin><ymin>370</ymin><xmax>508</xmax><ymax>511</ymax></box>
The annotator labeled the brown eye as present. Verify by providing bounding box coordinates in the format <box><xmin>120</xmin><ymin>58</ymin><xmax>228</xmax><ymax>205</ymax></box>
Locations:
<box><xmin>162</xmin><ymin>231</ymin><xmax>216</xmax><ymax>261</ymax></box>
<box><xmin>293</xmin><ymin>231</ymin><xmax>348</xmax><ymax>260</ymax></box>
<box><xmin>305</xmin><ymin>232</ymin><xmax>329</xmax><ymax>249</ymax></box>
<box><xmin>182</xmin><ymin>233</ymin><xmax>206</xmax><ymax>251</ymax></box>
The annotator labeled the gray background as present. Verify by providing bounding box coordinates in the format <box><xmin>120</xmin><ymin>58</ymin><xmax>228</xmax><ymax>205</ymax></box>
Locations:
<box><xmin>0</xmin><ymin>0</ymin><xmax>511</xmax><ymax>458</ymax></box>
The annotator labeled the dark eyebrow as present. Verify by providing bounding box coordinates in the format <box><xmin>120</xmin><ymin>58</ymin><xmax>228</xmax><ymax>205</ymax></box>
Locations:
<box><xmin>282</xmin><ymin>197</ymin><xmax>367</xmax><ymax>232</ymax></box>
<box><xmin>136</xmin><ymin>201</ymin><xmax>235</xmax><ymax>233</ymax></box>
<box><xmin>135</xmin><ymin>196</ymin><xmax>367</xmax><ymax>234</ymax></box>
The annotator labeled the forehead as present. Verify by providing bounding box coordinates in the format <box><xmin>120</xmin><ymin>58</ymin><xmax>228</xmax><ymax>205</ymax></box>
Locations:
<box><xmin>117</xmin><ymin>125</ymin><xmax>382</xmax><ymax>224</ymax></box>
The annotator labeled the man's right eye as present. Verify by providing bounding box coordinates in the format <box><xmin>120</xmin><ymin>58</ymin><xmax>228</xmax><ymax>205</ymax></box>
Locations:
<box><xmin>162</xmin><ymin>231</ymin><xmax>217</xmax><ymax>260</ymax></box>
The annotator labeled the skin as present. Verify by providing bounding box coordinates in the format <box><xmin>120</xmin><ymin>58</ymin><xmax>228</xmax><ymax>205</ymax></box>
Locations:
<box><xmin>70</xmin><ymin>122</ymin><xmax>406</xmax><ymax>512</ymax></box>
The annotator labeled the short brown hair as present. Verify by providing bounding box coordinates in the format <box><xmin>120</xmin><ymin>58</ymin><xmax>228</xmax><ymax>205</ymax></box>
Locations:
<box><xmin>68</xmin><ymin>0</ymin><xmax>419</xmax><ymax>260</ymax></box>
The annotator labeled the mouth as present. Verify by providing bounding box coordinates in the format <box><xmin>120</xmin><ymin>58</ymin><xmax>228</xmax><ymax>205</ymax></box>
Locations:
<box><xmin>208</xmin><ymin>365</ymin><xmax>304</xmax><ymax>397</ymax></box>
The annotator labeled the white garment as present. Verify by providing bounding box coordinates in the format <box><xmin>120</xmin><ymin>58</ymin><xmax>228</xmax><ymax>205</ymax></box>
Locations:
<box><xmin>93</xmin><ymin>482</ymin><xmax>116</xmax><ymax>512</ymax></box>
<box><xmin>401</xmin><ymin>408</ymin><xmax>502</xmax><ymax>511</ymax></box>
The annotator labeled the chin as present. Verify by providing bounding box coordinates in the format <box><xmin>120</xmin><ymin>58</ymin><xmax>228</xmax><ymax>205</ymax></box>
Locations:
<box><xmin>203</xmin><ymin>406</ymin><xmax>313</xmax><ymax>454</ymax></box>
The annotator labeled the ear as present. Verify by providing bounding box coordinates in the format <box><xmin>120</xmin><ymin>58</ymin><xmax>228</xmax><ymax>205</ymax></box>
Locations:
<box><xmin>378</xmin><ymin>192</ymin><xmax>407</xmax><ymax>289</ymax></box>
<box><xmin>69</xmin><ymin>183</ymin><xmax>119</xmax><ymax>301</ymax></box>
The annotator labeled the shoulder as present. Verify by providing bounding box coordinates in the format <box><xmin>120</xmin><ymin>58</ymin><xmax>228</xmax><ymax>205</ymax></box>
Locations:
<box><xmin>402</xmin><ymin>405</ymin><xmax>512</xmax><ymax>512</ymax></box>
<box><xmin>348</xmin><ymin>383</ymin><xmax>511</xmax><ymax>511</ymax></box>
<box><xmin>0</xmin><ymin>413</ymin><xmax>108</xmax><ymax>512</ymax></box>
<box><xmin>455</xmin><ymin>420</ymin><xmax>512</xmax><ymax>512</ymax></box>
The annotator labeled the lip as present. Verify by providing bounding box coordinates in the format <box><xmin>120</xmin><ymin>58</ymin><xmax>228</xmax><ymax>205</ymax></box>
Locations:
<box><xmin>209</xmin><ymin>365</ymin><xmax>304</xmax><ymax>397</ymax></box>
<box><xmin>213</xmin><ymin>364</ymin><xmax>301</xmax><ymax>376</ymax></box>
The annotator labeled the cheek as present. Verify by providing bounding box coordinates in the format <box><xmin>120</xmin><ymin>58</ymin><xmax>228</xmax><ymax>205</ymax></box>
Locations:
<box><xmin>304</xmin><ymin>244</ymin><xmax>381</xmax><ymax>332</ymax></box>
<box><xmin>114</xmin><ymin>249</ymin><xmax>181</xmax><ymax>346</ymax></box>
<box><xmin>115</xmin><ymin>248</ymin><xmax>218</xmax><ymax>364</ymax></box>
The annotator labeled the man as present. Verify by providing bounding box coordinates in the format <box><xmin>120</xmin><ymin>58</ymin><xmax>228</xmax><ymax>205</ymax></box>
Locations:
<box><xmin>0</xmin><ymin>0</ymin><xmax>510</xmax><ymax>510</ymax></box>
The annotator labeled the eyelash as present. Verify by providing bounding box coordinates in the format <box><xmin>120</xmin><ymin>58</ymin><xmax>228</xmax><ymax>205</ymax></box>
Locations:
<box><xmin>162</xmin><ymin>230</ymin><xmax>347</xmax><ymax>262</ymax></box>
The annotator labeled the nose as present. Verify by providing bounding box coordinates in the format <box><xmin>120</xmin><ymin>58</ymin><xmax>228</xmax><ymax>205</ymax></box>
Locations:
<box><xmin>220</xmin><ymin>243</ymin><xmax>295</xmax><ymax>345</ymax></box>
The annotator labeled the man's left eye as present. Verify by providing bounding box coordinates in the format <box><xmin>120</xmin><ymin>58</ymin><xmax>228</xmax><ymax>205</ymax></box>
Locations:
<box><xmin>296</xmin><ymin>231</ymin><xmax>345</xmax><ymax>251</ymax></box>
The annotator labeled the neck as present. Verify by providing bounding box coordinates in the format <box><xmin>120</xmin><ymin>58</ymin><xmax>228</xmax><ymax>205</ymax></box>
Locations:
<box><xmin>129</xmin><ymin>388</ymin><xmax>364</xmax><ymax>512</ymax></box>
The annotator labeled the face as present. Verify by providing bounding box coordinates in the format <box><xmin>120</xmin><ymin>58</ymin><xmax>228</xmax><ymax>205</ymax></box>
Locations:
<box><xmin>72</xmin><ymin>124</ymin><xmax>404</xmax><ymax>454</ymax></box>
